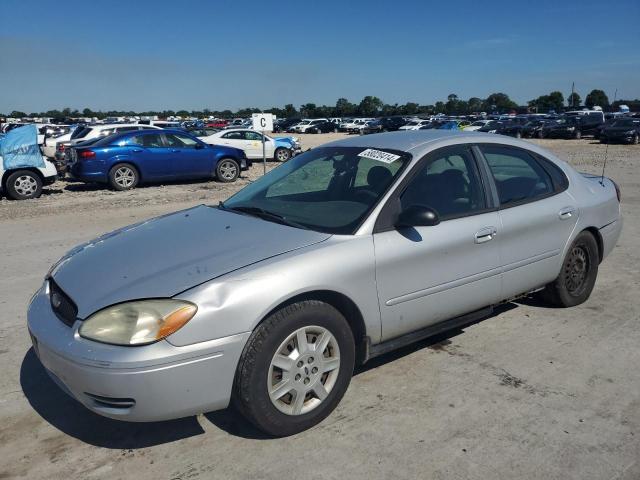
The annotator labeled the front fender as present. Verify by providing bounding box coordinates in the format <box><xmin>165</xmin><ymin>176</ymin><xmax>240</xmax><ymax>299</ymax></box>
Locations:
<box><xmin>170</xmin><ymin>235</ymin><xmax>381</xmax><ymax>347</ymax></box>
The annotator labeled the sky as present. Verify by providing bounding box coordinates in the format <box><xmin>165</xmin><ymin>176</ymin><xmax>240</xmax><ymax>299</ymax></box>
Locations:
<box><xmin>1</xmin><ymin>0</ymin><xmax>639</xmax><ymax>113</ymax></box>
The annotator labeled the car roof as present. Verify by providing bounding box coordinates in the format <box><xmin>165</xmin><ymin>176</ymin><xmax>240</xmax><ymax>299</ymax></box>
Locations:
<box><xmin>321</xmin><ymin>129</ymin><xmax>554</xmax><ymax>159</ymax></box>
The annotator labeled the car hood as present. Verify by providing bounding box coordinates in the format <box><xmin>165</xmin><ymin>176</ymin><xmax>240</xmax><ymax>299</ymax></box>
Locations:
<box><xmin>51</xmin><ymin>205</ymin><xmax>331</xmax><ymax>318</ymax></box>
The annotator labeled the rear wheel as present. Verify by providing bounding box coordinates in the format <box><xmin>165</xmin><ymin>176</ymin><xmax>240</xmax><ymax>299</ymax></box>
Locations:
<box><xmin>5</xmin><ymin>170</ymin><xmax>43</xmax><ymax>200</ymax></box>
<box><xmin>574</xmin><ymin>129</ymin><xmax>582</xmax><ymax>139</ymax></box>
<box><xmin>216</xmin><ymin>158</ymin><xmax>240</xmax><ymax>182</ymax></box>
<box><xmin>108</xmin><ymin>163</ymin><xmax>139</xmax><ymax>190</ymax></box>
<box><xmin>515</xmin><ymin>130</ymin><xmax>522</xmax><ymax>139</ymax></box>
<box><xmin>537</xmin><ymin>130</ymin><xmax>545</xmax><ymax>139</ymax></box>
<box><xmin>540</xmin><ymin>231</ymin><xmax>599</xmax><ymax>307</ymax></box>
<box><xmin>233</xmin><ymin>300</ymin><xmax>355</xmax><ymax>436</ymax></box>
<box><xmin>632</xmin><ymin>134</ymin><xmax>639</xmax><ymax>145</ymax></box>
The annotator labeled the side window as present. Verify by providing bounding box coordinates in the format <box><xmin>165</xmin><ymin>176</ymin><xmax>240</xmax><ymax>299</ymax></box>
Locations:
<box><xmin>480</xmin><ymin>145</ymin><xmax>554</xmax><ymax>206</ymax></box>
<box><xmin>166</xmin><ymin>134</ymin><xmax>199</xmax><ymax>148</ymax></box>
<box><xmin>130</xmin><ymin>133</ymin><xmax>164</xmax><ymax>148</ymax></box>
<box><xmin>116</xmin><ymin>126</ymin><xmax>139</xmax><ymax>132</ymax></box>
<box><xmin>535</xmin><ymin>155</ymin><xmax>569</xmax><ymax>192</ymax></box>
<box><xmin>244</xmin><ymin>131</ymin><xmax>263</xmax><ymax>141</ymax></box>
<box><xmin>401</xmin><ymin>147</ymin><xmax>485</xmax><ymax>220</ymax></box>
<box><xmin>222</xmin><ymin>131</ymin><xmax>243</xmax><ymax>140</ymax></box>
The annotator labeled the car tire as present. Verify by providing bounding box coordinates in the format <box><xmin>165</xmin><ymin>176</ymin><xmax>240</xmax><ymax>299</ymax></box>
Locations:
<box><xmin>515</xmin><ymin>131</ymin><xmax>522</xmax><ymax>139</ymax></box>
<box><xmin>233</xmin><ymin>300</ymin><xmax>355</xmax><ymax>437</ymax></box>
<box><xmin>574</xmin><ymin>130</ymin><xmax>582</xmax><ymax>140</ymax></box>
<box><xmin>274</xmin><ymin>148</ymin><xmax>291</xmax><ymax>162</ymax></box>
<box><xmin>108</xmin><ymin>163</ymin><xmax>139</xmax><ymax>191</ymax></box>
<box><xmin>4</xmin><ymin>170</ymin><xmax>43</xmax><ymax>200</ymax></box>
<box><xmin>537</xmin><ymin>131</ymin><xmax>545</xmax><ymax>139</ymax></box>
<box><xmin>633</xmin><ymin>134</ymin><xmax>639</xmax><ymax>145</ymax></box>
<box><xmin>334</xmin><ymin>127</ymin><xmax>338</xmax><ymax>133</ymax></box>
<box><xmin>539</xmin><ymin>231</ymin><xmax>599</xmax><ymax>308</ymax></box>
<box><xmin>216</xmin><ymin>158</ymin><xmax>240</xmax><ymax>182</ymax></box>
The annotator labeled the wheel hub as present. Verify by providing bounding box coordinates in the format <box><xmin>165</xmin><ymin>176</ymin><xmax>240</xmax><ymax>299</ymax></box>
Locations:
<box><xmin>268</xmin><ymin>325</ymin><xmax>340</xmax><ymax>416</ymax></box>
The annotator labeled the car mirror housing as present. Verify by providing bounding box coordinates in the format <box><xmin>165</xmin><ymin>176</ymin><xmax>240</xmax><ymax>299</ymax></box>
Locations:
<box><xmin>396</xmin><ymin>205</ymin><xmax>440</xmax><ymax>228</ymax></box>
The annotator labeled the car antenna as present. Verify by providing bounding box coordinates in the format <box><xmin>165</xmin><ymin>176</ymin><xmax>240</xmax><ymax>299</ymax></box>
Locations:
<box><xmin>600</xmin><ymin>88</ymin><xmax>617</xmax><ymax>186</ymax></box>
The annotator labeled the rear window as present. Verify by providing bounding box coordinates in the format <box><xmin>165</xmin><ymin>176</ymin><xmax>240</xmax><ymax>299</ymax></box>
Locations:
<box><xmin>71</xmin><ymin>127</ymin><xmax>91</xmax><ymax>139</ymax></box>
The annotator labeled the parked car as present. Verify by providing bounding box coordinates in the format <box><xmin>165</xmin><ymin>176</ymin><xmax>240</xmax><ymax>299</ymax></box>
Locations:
<box><xmin>57</xmin><ymin>124</ymin><xmax>164</xmax><ymax>174</ymax></box>
<box><xmin>520</xmin><ymin>119</ymin><xmax>552</xmax><ymax>138</ymax></box>
<box><xmin>42</xmin><ymin>126</ymin><xmax>78</xmax><ymax>159</ymax></box>
<box><xmin>599</xmin><ymin>118</ymin><xmax>640</xmax><ymax>144</ymax></box>
<box><xmin>67</xmin><ymin>129</ymin><xmax>248</xmax><ymax>190</ymax></box>
<box><xmin>29</xmin><ymin>130</ymin><xmax>621</xmax><ymax>436</ymax></box>
<box><xmin>399</xmin><ymin>119</ymin><xmax>431</xmax><ymax>131</ymax></box>
<box><xmin>200</xmin><ymin>129</ymin><xmax>301</xmax><ymax>162</ymax></box>
<box><xmin>376</xmin><ymin>116</ymin><xmax>407</xmax><ymax>131</ymax></box>
<box><xmin>188</xmin><ymin>127</ymin><xmax>220</xmax><ymax>138</ymax></box>
<box><xmin>345</xmin><ymin>119</ymin><xmax>375</xmax><ymax>134</ymax></box>
<box><xmin>463</xmin><ymin>120</ymin><xmax>492</xmax><ymax>131</ymax></box>
<box><xmin>306</xmin><ymin>121</ymin><xmax>339</xmax><ymax>134</ymax></box>
<box><xmin>273</xmin><ymin>118</ymin><xmax>301</xmax><ymax>133</ymax></box>
<box><xmin>541</xmin><ymin>114</ymin><xmax>604</xmax><ymax>139</ymax></box>
<box><xmin>290</xmin><ymin>119</ymin><xmax>329</xmax><ymax>133</ymax></box>
<box><xmin>361</xmin><ymin>120</ymin><xmax>383</xmax><ymax>134</ymax></box>
<box><xmin>1</xmin><ymin>126</ymin><xmax>58</xmax><ymax>200</ymax></box>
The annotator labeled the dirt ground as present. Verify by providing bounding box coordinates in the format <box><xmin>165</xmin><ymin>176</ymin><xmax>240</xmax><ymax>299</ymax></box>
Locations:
<box><xmin>0</xmin><ymin>133</ymin><xmax>638</xmax><ymax>480</ymax></box>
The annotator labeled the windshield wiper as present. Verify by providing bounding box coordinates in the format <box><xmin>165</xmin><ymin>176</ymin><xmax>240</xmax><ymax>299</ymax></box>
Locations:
<box><xmin>222</xmin><ymin>204</ymin><xmax>310</xmax><ymax>230</ymax></box>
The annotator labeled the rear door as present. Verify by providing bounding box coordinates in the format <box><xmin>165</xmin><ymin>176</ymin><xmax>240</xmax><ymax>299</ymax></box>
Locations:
<box><xmin>374</xmin><ymin>145</ymin><xmax>502</xmax><ymax>340</ymax></box>
<box><xmin>476</xmin><ymin>144</ymin><xmax>577</xmax><ymax>299</ymax></box>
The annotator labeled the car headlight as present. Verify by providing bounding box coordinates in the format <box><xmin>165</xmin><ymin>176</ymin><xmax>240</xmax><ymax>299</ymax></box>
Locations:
<box><xmin>79</xmin><ymin>299</ymin><xmax>197</xmax><ymax>346</ymax></box>
<box><xmin>566</xmin><ymin>127</ymin><xmax>575</xmax><ymax>131</ymax></box>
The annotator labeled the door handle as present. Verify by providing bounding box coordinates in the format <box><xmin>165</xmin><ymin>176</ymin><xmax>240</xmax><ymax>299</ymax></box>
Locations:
<box><xmin>132</xmin><ymin>149</ymin><xmax>143</xmax><ymax>153</ymax></box>
<box><xmin>558</xmin><ymin>207</ymin><xmax>576</xmax><ymax>220</ymax></box>
<box><xmin>475</xmin><ymin>227</ymin><xmax>497</xmax><ymax>244</ymax></box>
<box><xmin>171</xmin><ymin>149</ymin><xmax>180</xmax><ymax>153</ymax></box>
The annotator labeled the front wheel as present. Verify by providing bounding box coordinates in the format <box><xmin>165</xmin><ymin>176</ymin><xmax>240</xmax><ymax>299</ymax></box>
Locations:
<box><xmin>539</xmin><ymin>231</ymin><xmax>599</xmax><ymax>307</ymax></box>
<box><xmin>233</xmin><ymin>300</ymin><xmax>355</xmax><ymax>436</ymax></box>
<box><xmin>216</xmin><ymin>158</ymin><xmax>240</xmax><ymax>182</ymax></box>
<box><xmin>108</xmin><ymin>163</ymin><xmax>139</xmax><ymax>191</ymax></box>
<box><xmin>5</xmin><ymin>170</ymin><xmax>43</xmax><ymax>200</ymax></box>
<box><xmin>274</xmin><ymin>148</ymin><xmax>291</xmax><ymax>162</ymax></box>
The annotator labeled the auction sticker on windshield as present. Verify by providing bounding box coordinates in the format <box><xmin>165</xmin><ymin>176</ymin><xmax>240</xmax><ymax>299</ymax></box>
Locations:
<box><xmin>358</xmin><ymin>148</ymin><xmax>401</xmax><ymax>164</ymax></box>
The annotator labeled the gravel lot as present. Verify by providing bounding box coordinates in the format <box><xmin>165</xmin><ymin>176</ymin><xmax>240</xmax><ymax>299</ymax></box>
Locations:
<box><xmin>1</xmin><ymin>133</ymin><xmax>638</xmax><ymax>480</ymax></box>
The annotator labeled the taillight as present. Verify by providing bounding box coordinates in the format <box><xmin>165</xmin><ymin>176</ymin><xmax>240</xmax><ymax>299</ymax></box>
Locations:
<box><xmin>57</xmin><ymin>144</ymin><xmax>65</xmax><ymax>152</ymax></box>
<box><xmin>79</xmin><ymin>150</ymin><xmax>96</xmax><ymax>159</ymax></box>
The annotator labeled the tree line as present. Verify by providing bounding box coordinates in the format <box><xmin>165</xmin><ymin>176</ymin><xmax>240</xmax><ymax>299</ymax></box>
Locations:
<box><xmin>4</xmin><ymin>89</ymin><xmax>637</xmax><ymax>121</ymax></box>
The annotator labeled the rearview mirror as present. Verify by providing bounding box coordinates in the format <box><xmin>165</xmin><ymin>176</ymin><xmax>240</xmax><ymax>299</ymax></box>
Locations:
<box><xmin>396</xmin><ymin>205</ymin><xmax>440</xmax><ymax>228</ymax></box>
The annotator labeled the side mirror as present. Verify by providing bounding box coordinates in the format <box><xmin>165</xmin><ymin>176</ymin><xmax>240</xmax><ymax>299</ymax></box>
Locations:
<box><xmin>396</xmin><ymin>205</ymin><xmax>440</xmax><ymax>228</ymax></box>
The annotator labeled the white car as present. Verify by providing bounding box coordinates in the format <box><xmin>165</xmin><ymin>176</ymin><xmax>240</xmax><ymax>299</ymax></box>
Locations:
<box><xmin>200</xmin><ymin>129</ymin><xmax>301</xmax><ymax>162</ymax></box>
<box><xmin>463</xmin><ymin>120</ymin><xmax>492</xmax><ymax>131</ymax></box>
<box><xmin>345</xmin><ymin>118</ymin><xmax>375</xmax><ymax>134</ymax></box>
<box><xmin>291</xmin><ymin>119</ymin><xmax>329</xmax><ymax>133</ymax></box>
<box><xmin>42</xmin><ymin>127</ymin><xmax>76</xmax><ymax>159</ymax></box>
<box><xmin>1</xmin><ymin>153</ymin><xmax>57</xmax><ymax>200</ymax></box>
<box><xmin>398</xmin><ymin>119</ymin><xmax>431</xmax><ymax>131</ymax></box>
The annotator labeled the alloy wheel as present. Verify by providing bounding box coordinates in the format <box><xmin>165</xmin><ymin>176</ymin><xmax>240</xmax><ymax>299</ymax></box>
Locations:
<box><xmin>114</xmin><ymin>166</ymin><xmax>135</xmax><ymax>188</ymax></box>
<box><xmin>268</xmin><ymin>325</ymin><xmax>340</xmax><ymax>415</ymax></box>
<box><xmin>219</xmin><ymin>160</ymin><xmax>238</xmax><ymax>180</ymax></box>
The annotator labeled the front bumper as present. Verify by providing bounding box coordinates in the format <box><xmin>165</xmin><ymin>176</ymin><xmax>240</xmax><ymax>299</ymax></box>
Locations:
<box><xmin>27</xmin><ymin>283</ymin><xmax>250</xmax><ymax>422</ymax></box>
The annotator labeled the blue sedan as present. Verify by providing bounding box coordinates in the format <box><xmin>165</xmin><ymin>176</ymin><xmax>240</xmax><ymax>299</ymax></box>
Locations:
<box><xmin>68</xmin><ymin>129</ymin><xmax>249</xmax><ymax>190</ymax></box>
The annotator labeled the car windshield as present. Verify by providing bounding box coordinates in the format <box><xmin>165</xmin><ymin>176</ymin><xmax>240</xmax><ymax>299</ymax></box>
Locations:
<box><xmin>222</xmin><ymin>146</ymin><xmax>411</xmax><ymax>234</ymax></box>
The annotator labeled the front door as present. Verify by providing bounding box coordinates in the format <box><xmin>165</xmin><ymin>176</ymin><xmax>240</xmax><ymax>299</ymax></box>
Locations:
<box><xmin>374</xmin><ymin>145</ymin><xmax>502</xmax><ymax>340</ymax></box>
<box><xmin>164</xmin><ymin>133</ymin><xmax>211</xmax><ymax>178</ymax></box>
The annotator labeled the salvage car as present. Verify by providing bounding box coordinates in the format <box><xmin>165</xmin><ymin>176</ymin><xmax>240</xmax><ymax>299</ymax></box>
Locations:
<box><xmin>67</xmin><ymin>129</ymin><xmax>248</xmax><ymax>190</ymax></box>
<box><xmin>599</xmin><ymin>118</ymin><xmax>640</xmax><ymax>144</ymax></box>
<box><xmin>28</xmin><ymin>130</ymin><xmax>622</xmax><ymax>436</ymax></box>
<box><xmin>305</xmin><ymin>121</ymin><xmax>339</xmax><ymax>134</ymax></box>
<box><xmin>200</xmin><ymin>128</ymin><xmax>301</xmax><ymax>162</ymax></box>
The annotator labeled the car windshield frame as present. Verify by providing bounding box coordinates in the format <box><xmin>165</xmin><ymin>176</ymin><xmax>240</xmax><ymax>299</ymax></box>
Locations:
<box><xmin>221</xmin><ymin>146</ymin><xmax>412</xmax><ymax>235</ymax></box>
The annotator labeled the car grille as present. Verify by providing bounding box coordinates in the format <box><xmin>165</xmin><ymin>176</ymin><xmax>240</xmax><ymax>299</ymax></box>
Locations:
<box><xmin>49</xmin><ymin>278</ymin><xmax>78</xmax><ymax>327</ymax></box>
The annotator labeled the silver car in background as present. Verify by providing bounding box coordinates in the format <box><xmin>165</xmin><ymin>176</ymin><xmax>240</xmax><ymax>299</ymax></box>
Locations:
<box><xmin>27</xmin><ymin>130</ymin><xmax>622</xmax><ymax>436</ymax></box>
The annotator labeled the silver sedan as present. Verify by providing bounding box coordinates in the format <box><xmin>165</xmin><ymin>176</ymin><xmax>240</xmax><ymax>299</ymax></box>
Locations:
<box><xmin>27</xmin><ymin>130</ymin><xmax>622</xmax><ymax>436</ymax></box>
